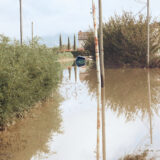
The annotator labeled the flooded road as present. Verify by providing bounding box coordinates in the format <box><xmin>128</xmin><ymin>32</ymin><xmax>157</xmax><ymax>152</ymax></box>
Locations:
<box><xmin>1</xmin><ymin>64</ymin><xmax>160</xmax><ymax>160</ymax></box>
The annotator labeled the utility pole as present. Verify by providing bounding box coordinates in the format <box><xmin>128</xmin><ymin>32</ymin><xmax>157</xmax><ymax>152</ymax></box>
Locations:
<box><xmin>98</xmin><ymin>0</ymin><xmax>106</xmax><ymax>160</ymax></box>
<box><xmin>98</xmin><ymin>0</ymin><xmax>105</xmax><ymax>85</ymax></box>
<box><xmin>92</xmin><ymin>1</ymin><xmax>101</xmax><ymax>159</ymax></box>
<box><xmin>147</xmin><ymin>0</ymin><xmax>150</xmax><ymax>67</ymax></box>
<box><xmin>19</xmin><ymin>0</ymin><xmax>23</xmax><ymax>45</ymax></box>
<box><xmin>31</xmin><ymin>21</ymin><xmax>34</xmax><ymax>43</ymax></box>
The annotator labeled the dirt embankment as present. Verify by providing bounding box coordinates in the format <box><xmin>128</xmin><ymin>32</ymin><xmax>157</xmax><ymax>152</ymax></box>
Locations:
<box><xmin>57</xmin><ymin>58</ymin><xmax>75</xmax><ymax>63</ymax></box>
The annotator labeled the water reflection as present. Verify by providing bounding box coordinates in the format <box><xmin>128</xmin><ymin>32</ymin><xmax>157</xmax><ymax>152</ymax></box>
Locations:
<box><xmin>147</xmin><ymin>70</ymin><xmax>152</xmax><ymax>145</ymax></box>
<box><xmin>68</xmin><ymin>67</ymin><xmax>71</xmax><ymax>80</ymax></box>
<box><xmin>95</xmin><ymin>67</ymin><xmax>101</xmax><ymax>160</ymax></box>
<box><xmin>84</xmin><ymin>68</ymin><xmax>160</xmax><ymax>159</ymax></box>
<box><xmin>84</xmin><ymin>68</ymin><xmax>160</xmax><ymax>119</ymax></box>
<box><xmin>0</xmin><ymin>93</ymin><xmax>62</xmax><ymax>160</ymax></box>
<box><xmin>52</xmin><ymin>65</ymin><xmax>97</xmax><ymax>160</ymax></box>
<box><xmin>1</xmin><ymin>65</ymin><xmax>160</xmax><ymax>160</ymax></box>
<box><xmin>101</xmin><ymin>83</ymin><xmax>106</xmax><ymax>160</ymax></box>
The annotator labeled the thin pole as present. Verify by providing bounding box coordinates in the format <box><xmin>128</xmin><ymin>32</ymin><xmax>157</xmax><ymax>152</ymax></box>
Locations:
<box><xmin>32</xmin><ymin>21</ymin><xmax>34</xmax><ymax>43</ymax></box>
<box><xmin>19</xmin><ymin>0</ymin><xmax>23</xmax><ymax>45</ymax></box>
<box><xmin>101</xmin><ymin>87</ymin><xmax>106</xmax><ymax>160</ymax></box>
<box><xmin>147</xmin><ymin>0</ymin><xmax>150</xmax><ymax>67</ymax></box>
<box><xmin>98</xmin><ymin>0</ymin><xmax>106</xmax><ymax>159</ymax></box>
<box><xmin>92</xmin><ymin>0</ymin><xmax>101</xmax><ymax>84</ymax></box>
<box><xmin>98</xmin><ymin>0</ymin><xmax>105</xmax><ymax>86</ymax></box>
<box><xmin>92</xmin><ymin>1</ymin><xmax>101</xmax><ymax>159</ymax></box>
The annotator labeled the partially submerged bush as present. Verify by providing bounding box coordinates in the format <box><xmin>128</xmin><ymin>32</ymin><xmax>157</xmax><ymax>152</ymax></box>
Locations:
<box><xmin>0</xmin><ymin>35</ymin><xmax>60</xmax><ymax>128</ymax></box>
<box><xmin>84</xmin><ymin>12</ymin><xmax>160</xmax><ymax>67</ymax></box>
<box><xmin>120</xmin><ymin>151</ymin><xmax>148</xmax><ymax>160</ymax></box>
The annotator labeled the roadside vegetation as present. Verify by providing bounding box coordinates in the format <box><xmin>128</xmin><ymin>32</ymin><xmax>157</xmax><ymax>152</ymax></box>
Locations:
<box><xmin>84</xmin><ymin>12</ymin><xmax>160</xmax><ymax>67</ymax></box>
<box><xmin>0</xmin><ymin>35</ymin><xmax>62</xmax><ymax>129</ymax></box>
<box><xmin>57</xmin><ymin>51</ymin><xmax>74</xmax><ymax>61</ymax></box>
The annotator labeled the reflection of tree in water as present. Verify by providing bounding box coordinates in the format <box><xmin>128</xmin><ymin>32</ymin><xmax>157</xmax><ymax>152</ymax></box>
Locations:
<box><xmin>0</xmin><ymin>92</ymin><xmax>63</xmax><ymax>160</ymax></box>
<box><xmin>119</xmin><ymin>150</ymin><xmax>148</xmax><ymax>160</ymax></box>
<box><xmin>84</xmin><ymin>68</ymin><xmax>160</xmax><ymax>120</ymax></box>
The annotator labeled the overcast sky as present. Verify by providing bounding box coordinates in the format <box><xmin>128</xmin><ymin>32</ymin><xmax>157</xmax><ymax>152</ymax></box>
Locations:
<box><xmin>0</xmin><ymin>0</ymin><xmax>159</xmax><ymax>41</ymax></box>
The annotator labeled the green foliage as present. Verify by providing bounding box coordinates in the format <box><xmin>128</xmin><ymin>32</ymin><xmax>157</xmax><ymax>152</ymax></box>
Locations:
<box><xmin>57</xmin><ymin>52</ymin><xmax>73</xmax><ymax>59</ymax></box>
<box><xmin>67</xmin><ymin>37</ymin><xmax>71</xmax><ymax>50</ymax></box>
<box><xmin>0</xmin><ymin>35</ymin><xmax>60</xmax><ymax>127</ymax></box>
<box><xmin>71</xmin><ymin>50</ymin><xmax>90</xmax><ymax>57</ymax></box>
<box><xmin>84</xmin><ymin>12</ymin><xmax>160</xmax><ymax>67</ymax></box>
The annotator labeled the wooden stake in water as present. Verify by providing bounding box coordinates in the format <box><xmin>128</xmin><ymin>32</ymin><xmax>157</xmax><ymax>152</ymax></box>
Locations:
<box><xmin>92</xmin><ymin>1</ymin><xmax>101</xmax><ymax>159</ymax></box>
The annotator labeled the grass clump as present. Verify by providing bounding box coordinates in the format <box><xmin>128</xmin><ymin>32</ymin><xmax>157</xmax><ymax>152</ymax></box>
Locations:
<box><xmin>0</xmin><ymin>35</ymin><xmax>60</xmax><ymax>128</ymax></box>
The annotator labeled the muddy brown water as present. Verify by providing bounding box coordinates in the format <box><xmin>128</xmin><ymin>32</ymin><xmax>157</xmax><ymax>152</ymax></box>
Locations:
<box><xmin>1</xmin><ymin>64</ymin><xmax>160</xmax><ymax>160</ymax></box>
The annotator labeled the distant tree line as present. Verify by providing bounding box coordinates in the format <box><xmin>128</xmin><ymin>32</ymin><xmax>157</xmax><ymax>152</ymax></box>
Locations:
<box><xmin>59</xmin><ymin>34</ymin><xmax>77</xmax><ymax>51</ymax></box>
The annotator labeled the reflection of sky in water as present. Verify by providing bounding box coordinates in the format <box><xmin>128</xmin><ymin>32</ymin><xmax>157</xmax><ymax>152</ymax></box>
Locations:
<box><xmin>32</xmin><ymin>67</ymin><xmax>160</xmax><ymax>160</ymax></box>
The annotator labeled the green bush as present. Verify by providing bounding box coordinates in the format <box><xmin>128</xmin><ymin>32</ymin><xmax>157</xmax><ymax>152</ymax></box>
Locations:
<box><xmin>84</xmin><ymin>12</ymin><xmax>160</xmax><ymax>67</ymax></box>
<box><xmin>0</xmin><ymin>35</ymin><xmax>60</xmax><ymax>127</ymax></box>
<box><xmin>57</xmin><ymin>52</ymin><xmax>74</xmax><ymax>59</ymax></box>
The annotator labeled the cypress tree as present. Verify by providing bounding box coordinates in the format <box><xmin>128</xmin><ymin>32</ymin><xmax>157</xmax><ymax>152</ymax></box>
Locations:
<box><xmin>68</xmin><ymin>37</ymin><xmax>70</xmax><ymax>50</ymax></box>
<box><xmin>73</xmin><ymin>34</ymin><xmax>77</xmax><ymax>51</ymax></box>
<box><xmin>59</xmin><ymin>34</ymin><xmax>62</xmax><ymax>50</ymax></box>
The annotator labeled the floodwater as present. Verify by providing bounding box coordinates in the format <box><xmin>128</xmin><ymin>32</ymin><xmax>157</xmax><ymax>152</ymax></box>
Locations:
<box><xmin>1</xmin><ymin>63</ymin><xmax>160</xmax><ymax>160</ymax></box>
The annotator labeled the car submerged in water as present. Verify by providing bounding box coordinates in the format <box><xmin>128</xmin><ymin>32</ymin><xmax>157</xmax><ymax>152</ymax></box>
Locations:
<box><xmin>75</xmin><ymin>56</ymin><xmax>86</xmax><ymax>67</ymax></box>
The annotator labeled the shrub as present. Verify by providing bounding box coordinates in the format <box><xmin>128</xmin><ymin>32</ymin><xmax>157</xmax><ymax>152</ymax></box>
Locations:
<box><xmin>0</xmin><ymin>35</ymin><xmax>60</xmax><ymax>127</ymax></box>
<box><xmin>84</xmin><ymin>12</ymin><xmax>160</xmax><ymax>67</ymax></box>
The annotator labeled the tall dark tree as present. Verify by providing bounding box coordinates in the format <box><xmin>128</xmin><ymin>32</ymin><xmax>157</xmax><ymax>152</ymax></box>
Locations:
<box><xmin>68</xmin><ymin>37</ymin><xmax>70</xmax><ymax>50</ymax></box>
<box><xmin>73</xmin><ymin>34</ymin><xmax>77</xmax><ymax>51</ymax></box>
<box><xmin>59</xmin><ymin>34</ymin><xmax>62</xmax><ymax>50</ymax></box>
